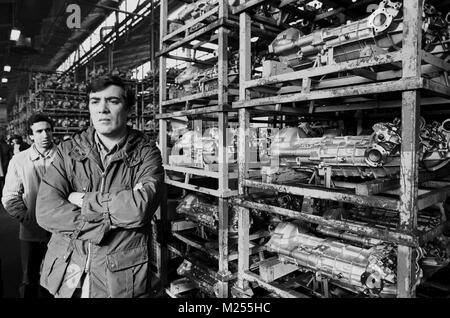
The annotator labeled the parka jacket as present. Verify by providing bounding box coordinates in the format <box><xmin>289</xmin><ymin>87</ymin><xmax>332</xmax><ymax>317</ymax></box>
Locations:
<box><xmin>36</xmin><ymin>126</ymin><xmax>164</xmax><ymax>298</ymax></box>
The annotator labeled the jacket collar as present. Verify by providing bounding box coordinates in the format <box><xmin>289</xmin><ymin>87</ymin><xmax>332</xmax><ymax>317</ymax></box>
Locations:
<box><xmin>28</xmin><ymin>143</ymin><xmax>57</xmax><ymax>161</ymax></box>
<box><xmin>69</xmin><ymin>126</ymin><xmax>144</xmax><ymax>166</ymax></box>
<box><xmin>94</xmin><ymin>130</ymin><xmax>128</xmax><ymax>156</ymax></box>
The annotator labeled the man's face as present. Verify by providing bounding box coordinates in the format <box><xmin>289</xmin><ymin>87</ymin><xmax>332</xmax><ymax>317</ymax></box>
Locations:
<box><xmin>30</xmin><ymin>121</ymin><xmax>53</xmax><ymax>150</ymax></box>
<box><xmin>89</xmin><ymin>85</ymin><xmax>129</xmax><ymax>138</ymax></box>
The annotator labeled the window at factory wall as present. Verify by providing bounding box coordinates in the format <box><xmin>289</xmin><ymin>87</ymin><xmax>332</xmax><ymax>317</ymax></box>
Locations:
<box><xmin>131</xmin><ymin>61</ymin><xmax>151</xmax><ymax>80</ymax></box>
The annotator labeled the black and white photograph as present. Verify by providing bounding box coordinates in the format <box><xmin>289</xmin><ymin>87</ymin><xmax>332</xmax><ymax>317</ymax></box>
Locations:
<box><xmin>0</xmin><ymin>0</ymin><xmax>450</xmax><ymax>309</ymax></box>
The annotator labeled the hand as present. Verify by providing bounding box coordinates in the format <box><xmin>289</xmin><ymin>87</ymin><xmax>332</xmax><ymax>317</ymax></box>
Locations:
<box><xmin>68</xmin><ymin>192</ymin><xmax>85</xmax><ymax>208</ymax></box>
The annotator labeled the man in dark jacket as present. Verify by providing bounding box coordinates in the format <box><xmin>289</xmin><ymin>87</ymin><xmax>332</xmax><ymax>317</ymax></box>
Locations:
<box><xmin>36</xmin><ymin>76</ymin><xmax>164</xmax><ymax>298</ymax></box>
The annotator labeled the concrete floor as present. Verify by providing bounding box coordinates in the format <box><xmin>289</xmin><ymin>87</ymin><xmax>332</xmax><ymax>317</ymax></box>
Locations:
<box><xmin>0</xmin><ymin>202</ymin><xmax>21</xmax><ymax>298</ymax></box>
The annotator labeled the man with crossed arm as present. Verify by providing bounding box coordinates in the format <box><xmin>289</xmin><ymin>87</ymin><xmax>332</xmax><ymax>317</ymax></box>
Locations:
<box><xmin>36</xmin><ymin>76</ymin><xmax>164</xmax><ymax>298</ymax></box>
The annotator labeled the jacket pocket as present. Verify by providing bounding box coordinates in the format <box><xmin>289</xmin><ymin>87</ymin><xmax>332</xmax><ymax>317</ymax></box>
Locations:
<box><xmin>106</xmin><ymin>245</ymin><xmax>149</xmax><ymax>298</ymax></box>
<box><xmin>40</xmin><ymin>237</ymin><xmax>71</xmax><ymax>295</ymax></box>
<box><xmin>40</xmin><ymin>253</ymin><xmax>70</xmax><ymax>295</ymax></box>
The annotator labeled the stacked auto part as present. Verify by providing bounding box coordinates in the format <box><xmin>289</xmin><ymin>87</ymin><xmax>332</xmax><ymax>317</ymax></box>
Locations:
<box><xmin>230</xmin><ymin>0</ymin><xmax>450</xmax><ymax>299</ymax></box>
<box><xmin>267</xmin><ymin>0</ymin><xmax>449</xmax><ymax>73</ymax></box>
<box><xmin>170</xmin><ymin>52</ymin><xmax>239</xmax><ymax>99</ymax></box>
<box><xmin>30</xmin><ymin>72</ymin><xmax>90</xmax><ymax>137</ymax></box>
<box><xmin>159</xmin><ymin>0</ymin><xmax>252</xmax><ymax>299</ymax></box>
<box><xmin>261</xmin><ymin>118</ymin><xmax>450</xmax><ymax>181</ymax></box>
<box><xmin>169</xmin><ymin>126</ymin><xmax>237</xmax><ymax>167</ymax></box>
<box><xmin>176</xmin><ymin>194</ymin><xmax>241</xmax><ymax>235</ymax></box>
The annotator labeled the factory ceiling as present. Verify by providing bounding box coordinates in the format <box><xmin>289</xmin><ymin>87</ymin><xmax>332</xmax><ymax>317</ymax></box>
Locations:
<box><xmin>0</xmin><ymin>0</ymin><xmax>121</xmax><ymax>109</ymax></box>
<box><xmin>2</xmin><ymin>0</ymin><xmax>450</xmax><ymax>113</ymax></box>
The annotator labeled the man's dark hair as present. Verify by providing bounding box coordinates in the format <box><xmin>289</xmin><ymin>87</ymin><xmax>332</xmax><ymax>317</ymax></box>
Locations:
<box><xmin>28</xmin><ymin>113</ymin><xmax>54</xmax><ymax>135</ymax></box>
<box><xmin>87</xmin><ymin>75</ymin><xmax>135</xmax><ymax>108</ymax></box>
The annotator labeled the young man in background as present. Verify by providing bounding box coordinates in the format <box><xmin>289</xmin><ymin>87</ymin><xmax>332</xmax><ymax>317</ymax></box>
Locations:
<box><xmin>2</xmin><ymin>114</ymin><xmax>56</xmax><ymax>298</ymax></box>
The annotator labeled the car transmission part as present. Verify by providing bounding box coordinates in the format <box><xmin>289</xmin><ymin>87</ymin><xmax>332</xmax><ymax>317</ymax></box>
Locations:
<box><xmin>173</xmin><ymin>52</ymin><xmax>239</xmax><ymax>98</ymax></box>
<box><xmin>176</xmin><ymin>194</ymin><xmax>241</xmax><ymax>234</ymax></box>
<box><xmin>265</xmin><ymin>222</ymin><xmax>425</xmax><ymax>296</ymax></box>
<box><xmin>268</xmin><ymin>0</ymin><xmax>448</xmax><ymax>71</ymax></box>
<box><xmin>262</xmin><ymin>118</ymin><xmax>450</xmax><ymax>179</ymax></box>
<box><xmin>170</xmin><ymin>127</ymin><xmax>237</xmax><ymax>166</ymax></box>
<box><xmin>177</xmin><ymin>259</ymin><xmax>223</xmax><ymax>297</ymax></box>
<box><xmin>202</xmin><ymin>127</ymin><xmax>238</xmax><ymax>164</ymax></box>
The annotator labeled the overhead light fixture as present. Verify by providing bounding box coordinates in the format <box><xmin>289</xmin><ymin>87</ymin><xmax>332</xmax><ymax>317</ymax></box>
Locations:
<box><xmin>3</xmin><ymin>65</ymin><xmax>11</xmax><ymax>72</ymax></box>
<box><xmin>10</xmin><ymin>28</ymin><xmax>21</xmax><ymax>41</ymax></box>
<box><xmin>1</xmin><ymin>78</ymin><xmax>8</xmax><ymax>83</ymax></box>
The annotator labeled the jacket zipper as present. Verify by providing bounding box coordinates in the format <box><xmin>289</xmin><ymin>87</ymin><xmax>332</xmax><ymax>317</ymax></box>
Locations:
<box><xmin>84</xmin><ymin>167</ymin><xmax>108</xmax><ymax>293</ymax></box>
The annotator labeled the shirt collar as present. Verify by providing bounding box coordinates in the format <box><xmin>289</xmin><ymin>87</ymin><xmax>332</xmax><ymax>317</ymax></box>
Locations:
<box><xmin>29</xmin><ymin>143</ymin><xmax>57</xmax><ymax>161</ymax></box>
<box><xmin>94</xmin><ymin>131</ymin><xmax>128</xmax><ymax>155</ymax></box>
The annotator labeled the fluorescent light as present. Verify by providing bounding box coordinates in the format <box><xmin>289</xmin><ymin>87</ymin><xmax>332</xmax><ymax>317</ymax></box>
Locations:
<box><xmin>10</xmin><ymin>28</ymin><xmax>21</xmax><ymax>41</ymax></box>
<box><xmin>3</xmin><ymin>65</ymin><xmax>11</xmax><ymax>72</ymax></box>
<box><xmin>1</xmin><ymin>78</ymin><xmax>8</xmax><ymax>83</ymax></box>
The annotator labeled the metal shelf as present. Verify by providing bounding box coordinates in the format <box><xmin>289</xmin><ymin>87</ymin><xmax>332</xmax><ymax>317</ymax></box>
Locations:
<box><xmin>158</xmin><ymin>0</ymin><xmax>243</xmax><ymax>298</ymax></box>
<box><xmin>233</xmin><ymin>0</ymin><xmax>450</xmax><ymax>298</ymax></box>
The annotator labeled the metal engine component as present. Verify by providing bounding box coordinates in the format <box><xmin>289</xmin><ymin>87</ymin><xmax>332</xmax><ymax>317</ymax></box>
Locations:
<box><xmin>170</xmin><ymin>128</ymin><xmax>237</xmax><ymax>166</ymax></box>
<box><xmin>202</xmin><ymin>127</ymin><xmax>237</xmax><ymax>164</ymax></box>
<box><xmin>440</xmin><ymin>118</ymin><xmax>450</xmax><ymax>134</ymax></box>
<box><xmin>315</xmin><ymin>225</ymin><xmax>383</xmax><ymax>247</ymax></box>
<box><xmin>171</xmin><ymin>130</ymin><xmax>202</xmax><ymax>157</ymax></box>
<box><xmin>421</xmin><ymin>236</ymin><xmax>450</xmax><ymax>278</ymax></box>
<box><xmin>177</xmin><ymin>259</ymin><xmax>223</xmax><ymax>297</ymax></box>
<box><xmin>365</xmin><ymin>119</ymin><xmax>401</xmax><ymax>167</ymax></box>
<box><xmin>268</xmin><ymin>0</ymin><xmax>448</xmax><ymax>70</ymax></box>
<box><xmin>263</xmin><ymin>118</ymin><xmax>450</xmax><ymax>179</ymax></box>
<box><xmin>305</xmin><ymin>205</ymin><xmax>450</xmax><ymax>280</ymax></box>
<box><xmin>421</xmin><ymin>120</ymin><xmax>450</xmax><ymax>171</ymax></box>
<box><xmin>253</xmin><ymin>3</ymin><xmax>293</xmax><ymax>26</ymax></box>
<box><xmin>175</xmin><ymin>64</ymin><xmax>209</xmax><ymax>94</ymax></box>
<box><xmin>266</xmin><ymin>222</ymin><xmax>424</xmax><ymax>296</ymax></box>
<box><xmin>316</xmin><ymin>227</ymin><xmax>450</xmax><ymax>280</ymax></box>
<box><xmin>176</xmin><ymin>194</ymin><xmax>241</xmax><ymax>234</ymax></box>
<box><xmin>177</xmin><ymin>0</ymin><xmax>220</xmax><ymax>23</ymax></box>
<box><xmin>174</xmin><ymin>52</ymin><xmax>239</xmax><ymax>97</ymax></box>
<box><xmin>172</xmin><ymin>0</ymin><xmax>292</xmax><ymax>29</ymax></box>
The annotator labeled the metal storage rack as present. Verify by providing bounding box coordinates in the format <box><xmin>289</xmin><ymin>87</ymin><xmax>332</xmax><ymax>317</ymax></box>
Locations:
<box><xmin>156</xmin><ymin>0</ymin><xmax>279</xmax><ymax>298</ymax></box>
<box><xmin>8</xmin><ymin>94</ymin><xmax>31</xmax><ymax>137</ymax></box>
<box><xmin>30</xmin><ymin>72</ymin><xmax>90</xmax><ymax>138</ymax></box>
<box><xmin>157</xmin><ymin>0</ymin><xmax>240</xmax><ymax>298</ymax></box>
<box><xmin>232</xmin><ymin>0</ymin><xmax>450</xmax><ymax>298</ymax></box>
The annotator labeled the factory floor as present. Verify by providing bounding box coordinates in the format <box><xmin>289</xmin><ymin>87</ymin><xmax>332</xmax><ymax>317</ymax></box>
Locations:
<box><xmin>0</xmin><ymin>202</ymin><xmax>21</xmax><ymax>298</ymax></box>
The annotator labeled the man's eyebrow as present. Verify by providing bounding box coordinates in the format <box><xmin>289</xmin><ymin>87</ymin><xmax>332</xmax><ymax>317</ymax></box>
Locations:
<box><xmin>89</xmin><ymin>96</ymin><xmax>122</xmax><ymax>99</ymax></box>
